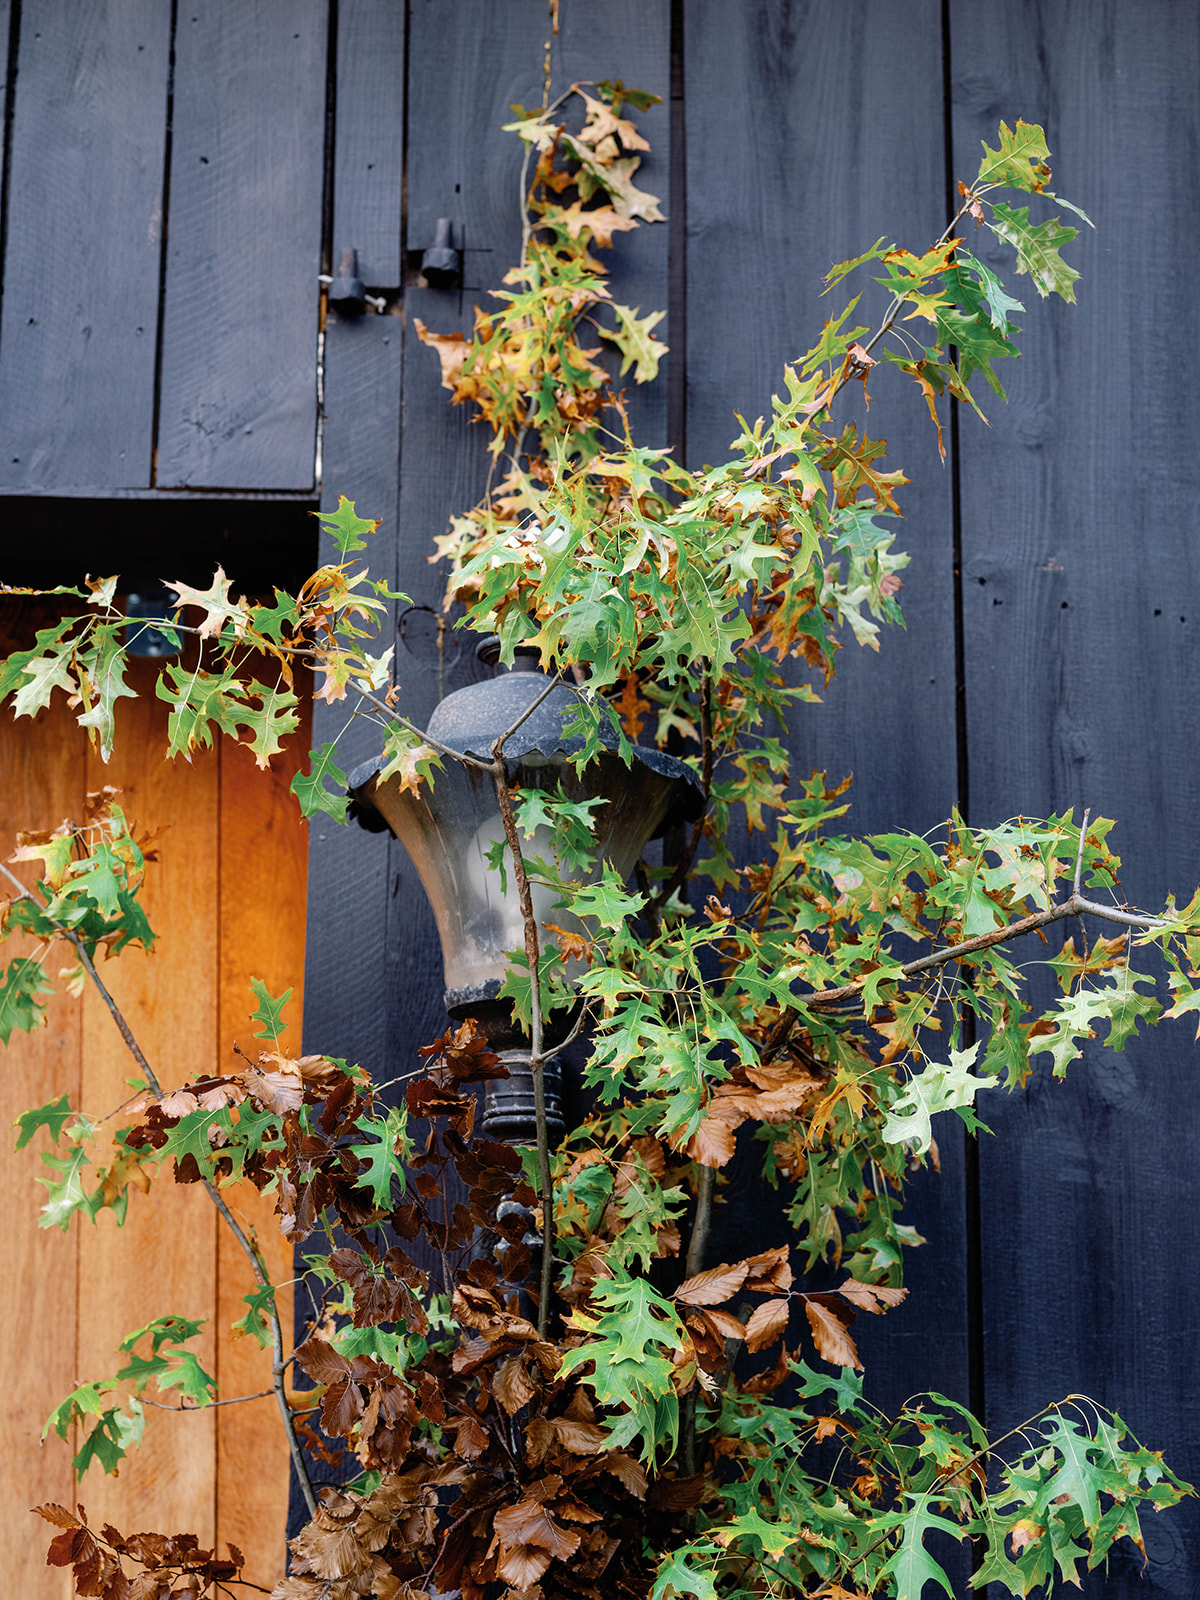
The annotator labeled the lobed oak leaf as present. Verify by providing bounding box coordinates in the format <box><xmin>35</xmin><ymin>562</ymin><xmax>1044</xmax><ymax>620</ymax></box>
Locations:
<box><xmin>675</xmin><ymin>1260</ymin><xmax>750</xmax><ymax>1306</ymax></box>
<box><xmin>163</xmin><ymin>567</ymin><xmax>251</xmax><ymax>641</ymax></box>
<box><xmin>744</xmin><ymin>1298</ymin><xmax>791</xmax><ymax>1352</ymax></box>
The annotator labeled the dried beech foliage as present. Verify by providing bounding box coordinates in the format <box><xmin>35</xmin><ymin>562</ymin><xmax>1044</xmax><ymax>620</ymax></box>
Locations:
<box><xmin>3</xmin><ymin>89</ymin><xmax>1195</xmax><ymax>1600</ymax></box>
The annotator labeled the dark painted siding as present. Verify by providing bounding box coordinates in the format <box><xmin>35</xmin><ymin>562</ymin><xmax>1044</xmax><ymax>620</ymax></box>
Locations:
<box><xmin>0</xmin><ymin>2</ymin><xmax>1196</xmax><ymax>1588</ymax></box>
<box><xmin>0</xmin><ymin>0</ymin><xmax>170</xmax><ymax>488</ymax></box>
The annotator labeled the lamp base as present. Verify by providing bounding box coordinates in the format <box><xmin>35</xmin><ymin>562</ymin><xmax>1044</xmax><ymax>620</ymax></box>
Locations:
<box><xmin>482</xmin><ymin>1051</ymin><xmax>564</xmax><ymax>1147</ymax></box>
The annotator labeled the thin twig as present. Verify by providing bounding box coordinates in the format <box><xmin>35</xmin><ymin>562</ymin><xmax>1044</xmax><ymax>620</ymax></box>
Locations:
<box><xmin>1073</xmin><ymin>807</ymin><xmax>1091</xmax><ymax>897</ymax></box>
<box><xmin>143</xmin><ymin>1388</ymin><xmax>274</xmax><ymax>1411</ymax></box>
<box><xmin>769</xmin><ymin>891</ymin><xmax>1175</xmax><ymax>1033</ymax></box>
<box><xmin>352</xmin><ymin>688</ymin><xmax>494</xmax><ymax>771</ymax></box>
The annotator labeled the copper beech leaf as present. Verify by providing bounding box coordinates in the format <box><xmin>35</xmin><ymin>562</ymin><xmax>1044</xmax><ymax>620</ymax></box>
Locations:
<box><xmin>674</xmin><ymin>1260</ymin><xmax>749</xmax><ymax>1306</ymax></box>
<box><xmin>804</xmin><ymin>1299</ymin><xmax>862</xmax><ymax>1370</ymax></box>
<box><xmin>744</xmin><ymin>1298</ymin><xmax>790</xmax><ymax>1353</ymax></box>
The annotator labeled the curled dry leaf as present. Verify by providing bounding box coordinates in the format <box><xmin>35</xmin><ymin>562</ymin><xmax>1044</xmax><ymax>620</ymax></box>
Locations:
<box><xmin>413</xmin><ymin>319</ymin><xmax>471</xmax><ymax>389</ymax></box>
<box><xmin>835</xmin><ymin>1278</ymin><xmax>908</xmax><ymax>1314</ymax></box>
<box><xmin>743</xmin><ymin>1244</ymin><xmax>793</xmax><ymax>1293</ymax></box>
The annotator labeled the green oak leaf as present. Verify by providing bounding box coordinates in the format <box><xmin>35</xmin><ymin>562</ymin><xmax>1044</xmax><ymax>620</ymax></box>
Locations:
<box><xmin>249</xmin><ymin>977</ymin><xmax>292</xmax><ymax>1043</ymax></box>
<box><xmin>989</xmin><ymin>203</ymin><xmax>1080</xmax><ymax>302</ymax></box>
<box><xmin>291</xmin><ymin>743</ymin><xmax>349</xmax><ymax>823</ymax></box>
<box><xmin>317</xmin><ymin>495</ymin><xmax>377</xmax><ymax>555</ymax></box>
<box><xmin>602</xmin><ymin>304</ymin><xmax>668</xmax><ymax>382</ymax></box>
<box><xmin>883</xmin><ymin>1043</ymin><xmax>983</xmax><ymax>1153</ymax></box>
<box><xmin>976</xmin><ymin>118</ymin><xmax>1052</xmax><ymax>191</ymax></box>
<box><xmin>0</xmin><ymin>955</ymin><xmax>53</xmax><ymax>1043</ymax></box>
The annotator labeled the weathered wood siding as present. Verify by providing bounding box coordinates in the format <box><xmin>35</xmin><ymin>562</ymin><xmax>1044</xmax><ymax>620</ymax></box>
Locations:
<box><xmin>1</xmin><ymin>1</ymin><xmax>1197</xmax><ymax>1593</ymax></box>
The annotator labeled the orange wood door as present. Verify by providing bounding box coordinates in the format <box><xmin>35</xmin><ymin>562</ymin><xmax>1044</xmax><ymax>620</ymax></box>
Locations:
<box><xmin>1</xmin><ymin>615</ymin><xmax>309</xmax><ymax>1597</ymax></box>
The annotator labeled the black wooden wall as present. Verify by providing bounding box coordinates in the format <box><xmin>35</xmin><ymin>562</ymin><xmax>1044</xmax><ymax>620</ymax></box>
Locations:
<box><xmin>2</xmin><ymin>2</ymin><xmax>1197</xmax><ymax>1591</ymax></box>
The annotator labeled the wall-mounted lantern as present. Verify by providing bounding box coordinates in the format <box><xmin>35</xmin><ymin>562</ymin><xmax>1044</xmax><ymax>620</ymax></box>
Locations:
<box><xmin>348</xmin><ymin>641</ymin><xmax>703</xmax><ymax>1142</ymax></box>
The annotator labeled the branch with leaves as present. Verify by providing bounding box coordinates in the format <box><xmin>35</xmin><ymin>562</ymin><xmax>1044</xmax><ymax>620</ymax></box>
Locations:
<box><xmin>3</xmin><ymin>97</ymin><xmax>1197</xmax><ymax>1600</ymax></box>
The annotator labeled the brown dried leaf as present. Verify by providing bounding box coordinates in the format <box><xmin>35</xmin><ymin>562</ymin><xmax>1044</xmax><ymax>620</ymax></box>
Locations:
<box><xmin>675</xmin><ymin>1260</ymin><xmax>749</xmax><ymax>1306</ymax></box>
<box><xmin>494</xmin><ymin>1354</ymin><xmax>538</xmax><ymax>1416</ymax></box>
<box><xmin>413</xmin><ymin>319</ymin><xmax>471</xmax><ymax>390</ymax></box>
<box><xmin>548</xmin><ymin>1417</ymin><xmax>609</xmax><ymax>1455</ymax></box>
<box><xmin>742</xmin><ymin>1342</ymin><xmax>790</xmax><ymax>1395</ymax></box>
<box><xmin>805</xmin><ymin>1300</ymin><xmax>862</xmax><ymax>1370</ymax></box>
<box><xmin>33</xmin><ymin>1503</ymin><xmax>82</xmax><ymax>1530</ymax></box>
<box><xmin>744</xmin><ymin>1297</ymin><xmax>790</xmax><ymax>1353</ymax></box>
<box><xmin>836</xmin><ymin>1279</ymin><xmax>908</xmax><ymax>1315</ymax></box>
<box><xmin>293</xmin><ymin>1336</ymin><xmax>353</xmax><ymax>1386</ymax></box>
<box><xmin>743</xmin><ymin>1244</ymin><xmax>793</xmax><ymax>1293</ymax></box>
<box><xmin>495</xmin><ymin>1544</ymin><xmax>553</xmax><ymax>1588</ymax></box>
<box><xmin>685</xmin><ymin>1112</ymin><xmax>737</xmax><ymax>1169</ymax></box>
<box><xmin>698</xmin><ymin>1307</ymin><xmax>747</xmax><ymax>1342</ymax></box>
<box><xmin>239</xmin><ymin>1066</ymin><xmax>304</xmax><ymax>1115</ymax></box>
<box><xmin>598</xmin><ymin>1452</ymin><xmax>648</xmax><ymax>1498</ymax></box>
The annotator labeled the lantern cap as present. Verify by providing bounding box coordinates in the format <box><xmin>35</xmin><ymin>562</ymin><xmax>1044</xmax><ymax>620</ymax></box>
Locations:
<box><xmin>347</xmin><ymin>652</ymin><xmax>704</xmax><ymax>829</ymax></box>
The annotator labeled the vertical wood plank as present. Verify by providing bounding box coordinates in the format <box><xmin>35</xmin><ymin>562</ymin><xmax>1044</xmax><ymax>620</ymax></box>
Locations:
<box><xmin>156</xmin><ymin>2</ymin><xmax>326</xmax><ymax>490</ymax></box>
<box><xmin>685</xmin><ymin>0</ymin><xmax>969</xmax><ymax>1435</ymax></box>
<box><xmin>951</xmin><ymin>1</ymin><xmax>1200</xmax><ymax>1590</ymax></box>
<box><xmin>75</xmin><ymin>661</ymin><xmax>219</xmax><ymax>1547</ymax></box>
<box><xmin>304</xmin><ymin>319</ymin><xmax>404</xmax><ymax>1074</ymax></box>
<box><xmin>0</xmin><ymin>615</ymin><xmax>84</xmax><ymax>1598</ymax></box>
<box><xmin>216</xmin><ymin>718</ymin><xmax>310</xmax><ymax>1590</ymax></box>
<box><xmin>332</xmin><ymin>0</ymin><xmax>406</xmax><ymax>289</ymax></box>
<box><xmin>0</xmin><ymin>0</ymin><xmax>170</xmax><ymax>489</ymax></box>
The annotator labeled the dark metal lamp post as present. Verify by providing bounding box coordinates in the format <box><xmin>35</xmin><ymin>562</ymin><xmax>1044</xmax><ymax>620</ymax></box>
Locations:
<box><xmin>347</xmin><ymin>641</ymin><xmax>703</xmax><ymax>1143</ymax></box>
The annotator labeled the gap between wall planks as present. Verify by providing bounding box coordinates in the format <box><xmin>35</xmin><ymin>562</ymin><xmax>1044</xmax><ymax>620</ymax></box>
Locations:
<box><xmin>0</xmin><ymin>621</ymin><xmax>310</xmax><ymax>1597</ymax></box>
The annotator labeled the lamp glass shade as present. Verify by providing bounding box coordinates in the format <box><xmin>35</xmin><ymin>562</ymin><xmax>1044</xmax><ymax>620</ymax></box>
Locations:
<box><xmin>349</xmin><ymin>662</ymin><xmax>702</xmax><ymax>1019</ymax></box>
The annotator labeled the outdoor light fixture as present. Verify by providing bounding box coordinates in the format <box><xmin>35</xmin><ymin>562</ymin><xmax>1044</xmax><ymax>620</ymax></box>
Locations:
<box><xmin>348</xmin><ymin>640</ymin><xmax>703</xmax><ymax>1143</ymax></box>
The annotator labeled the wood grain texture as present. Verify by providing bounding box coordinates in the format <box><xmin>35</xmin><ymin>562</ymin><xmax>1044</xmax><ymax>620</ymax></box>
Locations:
<box><xmin>75</xmin><ymin>660</ymin><xmax>219</xmax><ymax>1547</ymax></box>
<box><xmin>156</xmin><ymin>2</ymin><xmax>326</xmax><ymax>489</ymax></box>
<box><xmin>332</xmin><ymin>0</ymin><xmax>406</xmax><ymax>289</ymax></box>
<box><xmin>951</xmin><ymin>3</ymin><xmax>1200</xmax><ymax>1590</ymax></box>
<box><xmin>216</xmin><ymin>721</ymin><xmax>310</xmax><ymax>1591</ymax></box>
<box><xmin>0</xmin><ymin>640</ymin><xmax>85</xmax><ymax>1600</ymax></box>
<box><xmin>685</xmin><ymin>0</ymin><xmax>970</xmax><ymax>1434</ymax></box>
<box><xmin>0</xmin><ymin>0</ymin><xmax>170</xmax><ymax>489</ymax></box>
